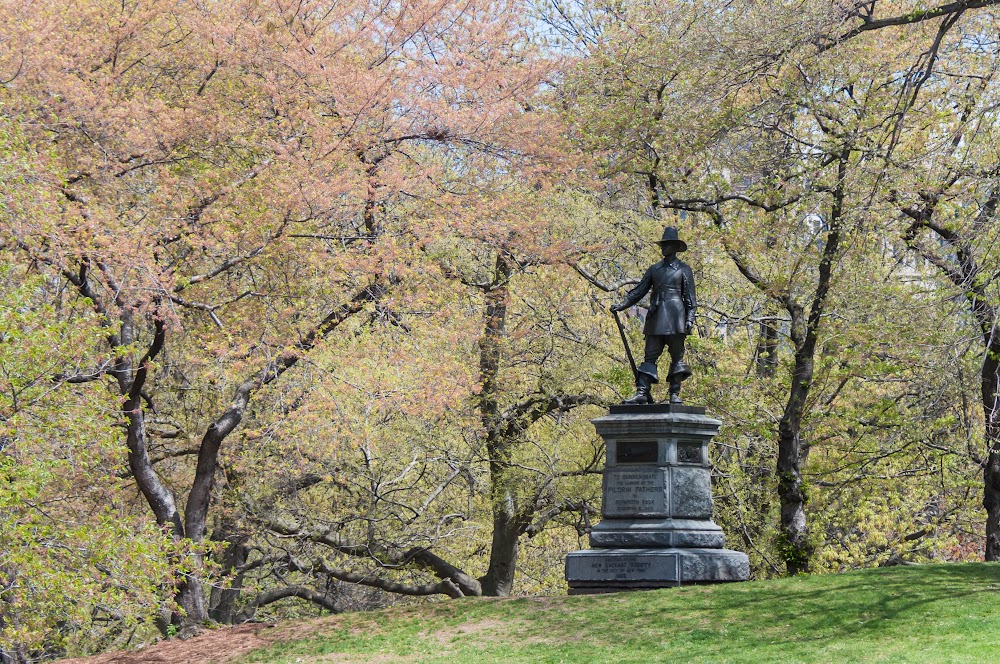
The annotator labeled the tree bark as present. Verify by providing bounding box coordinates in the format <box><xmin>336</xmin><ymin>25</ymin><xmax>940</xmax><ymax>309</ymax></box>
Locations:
<box><xmin>903</xmin><ymin>190</ymin><xmax>1000</xmax><ymax>561</ymax></box>
<box><xmin>972</xmin><ymin>230</ymin><xmax>1000</xmax><ymax>560</ymax></box>
<box><xmin>237</xmin><ymin>585</ymin><xmax>341</xmax><ymax>622</ymax></box>
<box><xmin>982</xmin><ymin>352</ymin><xmax>1000</xmax><ymax>559</ymax></box>
<box><xmin>775</xmin><ymin>159</ymin><xmax>844</xmax><ymax>575</ymax></box>
<box><xmin>776</xmin><ymin>318</ymin><xmax>816</xmax><ymax>575</ymax></box>
<box><xmin>754</xmin><ymin>317</ymin><xmax>779</xmax><ymax>378</ymax></box>
<box><xmin>208</xmin><ymin>512</ymin><xmax>249</xmax><ymax>624</ymax></box>
<box><xmin>480</xmin><ymin>495</ymin><xmax>521</xmax><ymax>596</ymax></box>
<box><xmin>476</xmin><ymin>251</ymin><xmax>521</xmax><ymax>596</ymax></box>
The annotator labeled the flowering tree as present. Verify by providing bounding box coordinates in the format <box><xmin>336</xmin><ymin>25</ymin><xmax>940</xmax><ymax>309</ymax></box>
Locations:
<box><xmin>1</xmin><ymin>0</ymin><xmax>559</xmax><ymax>636</ymax></box>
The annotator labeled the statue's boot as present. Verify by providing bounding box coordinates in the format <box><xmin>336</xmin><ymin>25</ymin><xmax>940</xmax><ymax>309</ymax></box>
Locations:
<box><xmin>666</xmin><ymin>362</ymin><xmax>689</xmax><ymax>404</ymax></box>
<box><xmin>668</xmin><ymin>378</ymin><xmax>683</xmax><ymax>404</ymax></box>
<box><xmin>623</xmin><ymin>373</ymin><xmax>653</xmax><ymax>405</ymax></box>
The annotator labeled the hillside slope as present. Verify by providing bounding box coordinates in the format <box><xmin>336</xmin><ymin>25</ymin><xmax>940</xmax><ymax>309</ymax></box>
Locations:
<box><xmin>64</xmin><ymin>564</ymin><xmax>1000</xmax><ymax>663</ymax></box>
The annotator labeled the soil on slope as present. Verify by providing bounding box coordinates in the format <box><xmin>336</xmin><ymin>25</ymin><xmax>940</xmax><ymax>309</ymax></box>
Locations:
<box><xmin>59</xmin><ymin>620</ymin><xmax>312</xmax><ymax>664</ymax></box>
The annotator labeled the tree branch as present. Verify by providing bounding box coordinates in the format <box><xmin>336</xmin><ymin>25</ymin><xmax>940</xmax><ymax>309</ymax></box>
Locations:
<box><xmin>523</xmin><ymin>499</ymin><xmax>597</xmax><ymax>537</ymax></box>
<box><xmin>53</xmin><ymin>360</ymin><xmax>113</xmax><ymax>384</ymax></box>
<box><xmin>495</xmin><ymin>393</ymin><xmax>602</xmax><ymax>440</ymax></box>
<box><xmin>254</xmin><ymin>513</ymin><xmax>482</xmax><ymax>596</ymax></box>
<box><xmin>663</xmin><ymin>201</ymin><xmax>802</xmax><ymax>318</ymax></box>
<box><xmin>569</xmin><ymin>261</ymin><xmax>640</xmax><ymax>292</ymax></box>
<box><xmin>402</xmin><ymin>548</ymin><xmax>482</xmax><ymax>597</ymax></box>
<box><xmin>184</xmin><ymin>279</ymin><xmax>391</xmax><ymax>545</ymax></box>
<box><xmin>823</xmin><ymin>0</ymin><xmax>997</xmax><ymax>51</ymax></box>
<box><xmin>313</xmin><ymin>557</ymin><xmax>465</xmax><ymax>598</ymax></box>
<box><xmin>239</xmin><ymin>585</ymin><xmax>341</xmax><ymax>618</ymax></box>
<box><xmin>126</xmin><ymin>315</ymin><xmax>165</xmax><ymax>407</ymax></box>
<box><xmin>176</xmin><ymin>217</ymin><xmax>289</xmax><ymax>292</ymax></box>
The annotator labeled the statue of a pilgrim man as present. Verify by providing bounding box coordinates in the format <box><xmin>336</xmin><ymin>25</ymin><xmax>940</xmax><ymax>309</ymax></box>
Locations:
<box><xmin>610</xmin><ymin>227</ymin><xmax>697</xmax><ymax>404</ymax></box>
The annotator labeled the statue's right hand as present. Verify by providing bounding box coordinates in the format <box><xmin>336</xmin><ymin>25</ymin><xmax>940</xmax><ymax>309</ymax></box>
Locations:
<box><xmin>610</xmin><ymin>303</ymin><xmax>625</xmax><ymax>312</ymax></box>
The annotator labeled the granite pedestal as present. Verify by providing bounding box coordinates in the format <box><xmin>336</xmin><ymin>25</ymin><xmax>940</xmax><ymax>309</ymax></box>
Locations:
<box><xmin>565</xmin><ymin>404</ymin><xmax>749</xmax><ymax>593</ymax></box>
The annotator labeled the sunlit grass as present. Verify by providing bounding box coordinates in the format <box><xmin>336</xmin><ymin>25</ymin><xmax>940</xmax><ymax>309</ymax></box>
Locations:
<box><xmin>241</xmin><ymin>563</ymin><xmax>1000</xmax><ymax>663</ymax></box>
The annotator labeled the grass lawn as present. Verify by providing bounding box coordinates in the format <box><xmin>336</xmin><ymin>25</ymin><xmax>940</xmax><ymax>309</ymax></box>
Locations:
<box><xmin>240</xmin><ymin>563</ymin><xmax>1000</xmax><ymax>663</ymax></box>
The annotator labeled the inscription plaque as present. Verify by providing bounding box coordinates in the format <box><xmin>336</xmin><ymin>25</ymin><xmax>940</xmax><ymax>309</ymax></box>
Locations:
<box><xmin>605</xmin><ymin>468</ymin><xmax>667</xmax><ymax>516</ymax></box>
<box><xmin>565</xmin><ymin>551</ymin><xmax>678</xmax><ymax>582</ymax></box>
<box><xmin>617</xmin><ymin>440</ymin><xmax>657</xmax><ymax>464</ymax></box>
<box><xmin>678</xmin><ymin>442</ymin><xmax>702</xmax><ymax>464</ymax></box>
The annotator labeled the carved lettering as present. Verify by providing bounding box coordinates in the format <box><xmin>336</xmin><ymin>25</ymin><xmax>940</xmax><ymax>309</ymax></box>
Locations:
<box><xmin>605</xmin><ymin>469</ymin><xmax>667</xmax><ymax>516</ymax></box>
<box><xmin>568</xmin><ymin>554</ymin><xmax>678</xmax><ymax>582</ymax></box>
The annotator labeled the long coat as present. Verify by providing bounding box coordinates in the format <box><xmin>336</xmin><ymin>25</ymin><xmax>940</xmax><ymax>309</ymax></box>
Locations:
<box><xmin>620</xmin><ymin>257</ymin><xmax>697</xmax><ymax>336</ymax></box>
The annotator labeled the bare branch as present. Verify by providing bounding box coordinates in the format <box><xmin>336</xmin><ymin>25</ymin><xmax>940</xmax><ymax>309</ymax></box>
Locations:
<box><xmin>253</xmin><ymin>513</ymin><xmax>482</xmax><ymax>596</ymax></box>
<box><xmin>495</xmin><ymin>393</ymin><xmax>602</xmax><ymax>440</ymax></box>
<box><xmin>126</xmin><ymin>315</ymin><xmax>165</xmax><ymax>406</ymax></box>
<box><xmin>663</xmin><ymin>202</ymin><xmax>801</xmax><ymax>317</ymax></box>
<box><xmin>402</xmin><ymin>548</ymin><xmax>482</xmax><ymax>597</ymax></box>
<box><xmin>150</xmin><ymin>445</ymin><xmax>200</xmax><ymax>463</ymax></box>
<box><xmin>665</xmin><ymin>192</ymin><xmax>802</xmax><ymax>213</ymax></box>
<box><xmin>184</xmin><ymin>278</ymin><xmax>391</xmax><ymax>545</ymax></box>
<box><xmin>240</xmin><ymin>585</ymin><xmax>341</xmax><ymax>617</ymax></box>
<box><xmin>53</xmin><ymin>360</ymin><xmax>112</xmax><ymax>384</ymax></box>
<box><xmin>569</xmin><ymin>261</ymin><xmax>640</xmax><ymax>292</ymax></box>
<box><xmin>903</xmin><ymin>222</ymin><xmax>965</xmax><ymax>286</ymax></box>
<box><xmin>523</xmin><ymin>499</ymin><xmax>597</xmax><ymax>537</ymax></box>
<box><xmin>177</xmin><ymin>217</ymin><xmax>289</xmax><ymax>292</ymax></box>
<box><xmin>313</xmin><ymin>558</ymin><xmax>465</xmax><ymax>598</ymax></box>
<box><xmin>0</xmin><ymin>54</ymin><xmax>24</xmax><ymax>85</ymax></box>
<box><xmin>196</xmin><ymin>58</ymin><xmax>220</xmax><ymax>96</ymax></box>
<box><xmin>883</xmin><ymin>7</ymin><xmax>966</xmax><ymax>156</ymax></box>
<box><xmin>824</xmin><ymin>0</ymin><xmax>998</xmax><ymax>51</ymax></box>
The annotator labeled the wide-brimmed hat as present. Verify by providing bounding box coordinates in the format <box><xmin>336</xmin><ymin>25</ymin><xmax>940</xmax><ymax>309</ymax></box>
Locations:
<box><xmin>655</xmin><ymin>226</ymin><xmax>687</xmax><ymax>252</ymax></box>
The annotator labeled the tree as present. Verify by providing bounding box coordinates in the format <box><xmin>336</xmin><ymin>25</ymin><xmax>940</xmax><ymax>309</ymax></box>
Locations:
<box><xmin>887</xmin><ymin>5</ymin><xmax>1000</xmax><ymax>559</ymax></box>
<box><xmin>557</xmin><ymin>0</ymin><xmax>995</xmax><ymax>573</ymax></box>
<box><xmin>2</xmin><ymin>0</ymin><xmax>560</xmax><ymax>631</ymax></box>
<box><xmin>0</xmin><ymin>250</ymin><xmax>170</xmax><ymax>661</ymax></box>
<box><xmin>222</xmin><ymin>181</ymin><xmax>611</xmax><ymax>613</ymax></box>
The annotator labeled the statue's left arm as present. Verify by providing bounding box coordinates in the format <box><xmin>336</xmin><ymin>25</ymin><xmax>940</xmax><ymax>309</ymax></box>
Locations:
<box><xmin>682</xmin><ymin>264</ymin><xmax>697</xmax><ymax>334</ymax></box>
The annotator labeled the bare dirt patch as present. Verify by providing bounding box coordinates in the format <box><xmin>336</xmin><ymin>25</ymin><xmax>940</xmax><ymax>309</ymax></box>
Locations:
<box><xmin>57</xmin><ymin>607</ymin><xmax>398</xmax><ymax>664</ymax></box>
<box><xmin>427</xmin><ymin>617</ymin><xmax>506</xmax><ymax>646</ymax></box>
<box><xmin>59</xmin><ymin>623</ymin><xmax>281</xmax><ymax>664</ymax></box>
<box><xmin>57</xmin><ymin>598</ymin><xmax>549</xmax><ymax>664</ymax></box>
<box><xmin>57</xmin><ymin>613</ymin><xmax>353</xmax><ymax>664</ymax></box>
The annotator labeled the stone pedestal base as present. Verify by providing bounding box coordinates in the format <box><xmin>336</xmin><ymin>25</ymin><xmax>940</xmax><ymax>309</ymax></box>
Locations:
<box><xmin>565</xmin><ymin>405</ymin><xmax>750</xmax><ymax>593</ymax></box>
<box><xmin>589</xmin><ymin>518</ymin><xmax>725</xmax><ymax>548</ymax></box>
<box><xmin>565</xmin><ymin>548</ymin><xmax>749</xmax><ymax>593</ymax></box>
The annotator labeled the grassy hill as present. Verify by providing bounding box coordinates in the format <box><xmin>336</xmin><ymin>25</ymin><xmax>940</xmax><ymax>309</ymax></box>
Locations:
<box><xmin>233</xmin><ymin>564</ymin><xmax>1000</xmax><ymax>663</ymax></box>
<box><xmin>63</xmin><ymin>563</ymin><xmax>1000</xmax><ymax>663</ymax></box>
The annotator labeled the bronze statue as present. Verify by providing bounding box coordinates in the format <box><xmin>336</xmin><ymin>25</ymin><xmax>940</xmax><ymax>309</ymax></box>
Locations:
<box><xmin>610</xmin><ymin>227</ymin><xmax>697</xmax><ymax>404</ymax></box>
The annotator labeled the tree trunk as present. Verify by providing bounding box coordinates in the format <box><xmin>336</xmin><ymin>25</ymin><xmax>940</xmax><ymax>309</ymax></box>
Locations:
<box><xmin>479</xmin><ymin>486</ymin><xmax>521</xmax><ymax>596</ymax></box>
<box><xmin>477</xmin><ymin>251</ymin><xmax>521</xmax><ymax>596</ymax></box>
<box><xmin>755</xmin><ymin>317</ymin><xmax>779</xmax><ymax>378</ymax></box>
<box><xmin>903</xmin><ymin>186</ymin><xmax>1000</xmax><ymax>561</ymax></box>
<box><xmin>982</xmin><ymin>352</ymin><xmax>1000</xmax><ymax>560</ymax></box>
<box><xmin>774</xmin><ymin>163</ymin><xmax>844</xmax><ymax>575</ymax></box>
<box><xmin>174</xmin><ymin>577</ymin><xmax>209</xmax><ymax>627</ymax></box>
<box><xmin>208</xmin><ymin>519</ymin><xmax>249</xmax><ymax>624</ymax></box>
<box><xmin>776</xmin><ymin>343</ymin><xmax>815</xmax><ymax>575</ymax></box>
